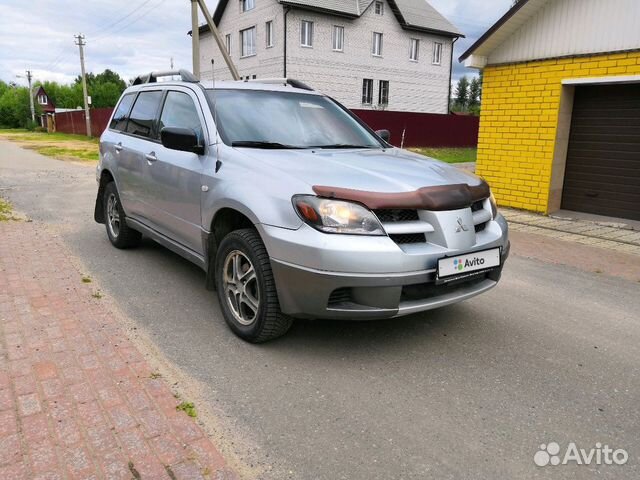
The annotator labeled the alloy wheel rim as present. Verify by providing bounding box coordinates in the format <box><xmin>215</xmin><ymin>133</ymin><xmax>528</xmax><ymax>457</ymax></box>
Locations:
<box><xmin>223</xmin><ymin>250</ymin><xmax>260</xmax><ymax>326</ymax></box>
<box><xmin>106</xmin><ymin>193</ymin><xmax>121</xmax><ymax>238</ymax></box>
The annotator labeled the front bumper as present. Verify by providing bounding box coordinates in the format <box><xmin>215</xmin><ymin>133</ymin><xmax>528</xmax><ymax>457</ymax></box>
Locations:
<box><xmin>259</xmin><ymin>215</ymin><xmax>510</xmax><ymax>320</ymax></box>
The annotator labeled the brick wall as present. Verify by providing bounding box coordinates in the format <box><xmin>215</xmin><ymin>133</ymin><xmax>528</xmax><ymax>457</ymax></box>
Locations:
<box><xmin>477</xmin><ymin>50</ymin><xmax>640</xmax><ymax>213</ymax></box>
<box><xmin>285</xmin><ymin>5</ymin><xmax>453</xmax><ymax>113</ymax></box>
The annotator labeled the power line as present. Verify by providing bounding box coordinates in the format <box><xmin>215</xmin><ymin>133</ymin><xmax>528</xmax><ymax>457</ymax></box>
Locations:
<box><xmin>88</xmin><ymin>0</ymin><xmax>156</xmax><ymax>38</ymax></box>
<box><xmin>93</xmin><ymin>0</ymin><xmax>167</xmax><ymax>43</ymax></box>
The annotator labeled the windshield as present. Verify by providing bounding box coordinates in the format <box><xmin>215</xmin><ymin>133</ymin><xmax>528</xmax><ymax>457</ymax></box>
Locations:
<box><xmin>206</xmin><ymin>89</ymin><xmax>384</xmax><ymax>149</ymax></box>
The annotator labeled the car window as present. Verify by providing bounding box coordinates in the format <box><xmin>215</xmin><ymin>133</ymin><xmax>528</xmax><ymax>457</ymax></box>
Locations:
<box><xmin>208</xmin><ymin>89</ymin><xmax>383</xmax><ymax>149</ymax></box>
<box><xmin>126</xmin><ymin>91</ymin><xmax>163</xmax><ymax>139</ymax></box>
<box><xmin>109</xmin><ymin>93</ymin><xmax>135</xmax><ymax>131</ymax></box>
<box><xmin>158</xmin><ymin>91</ymin><xmax>204</xmax><ymax>144</ymax></box>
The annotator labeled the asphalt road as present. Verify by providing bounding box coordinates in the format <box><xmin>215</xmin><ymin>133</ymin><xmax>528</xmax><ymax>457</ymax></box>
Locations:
<box><xmin>1</xmin><ymin>140</ymin><xmax>639</xmax><ymax>480</ymax></box>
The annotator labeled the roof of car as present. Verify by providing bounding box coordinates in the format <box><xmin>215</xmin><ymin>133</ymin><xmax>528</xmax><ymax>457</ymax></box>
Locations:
<box><xmin>125</xmin><ymin>80</ymin><xmax>322</xmax><ymax>96</ymax></box>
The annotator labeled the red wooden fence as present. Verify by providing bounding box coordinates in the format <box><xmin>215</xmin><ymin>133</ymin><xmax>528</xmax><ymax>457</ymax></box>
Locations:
<box><xmin>54</xmin><ymin>107</ymin><xmax>480</xmax><ymax>148</ymax></box>
<box><xmin>352</xmin><ymin>109</ymin><xmax>479</xmax><ymax>148</ymax></box>
<box><xmin>55</xmin><ymin>108</ymin><xmax>113</xmax><ymax>137</ymax></box>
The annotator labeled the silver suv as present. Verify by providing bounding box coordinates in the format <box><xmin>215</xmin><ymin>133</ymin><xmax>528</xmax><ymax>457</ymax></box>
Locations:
<box><xmin>94</xmin><ymin>70</ymin><xmax>509</xmax><ymax>342</ymax></box>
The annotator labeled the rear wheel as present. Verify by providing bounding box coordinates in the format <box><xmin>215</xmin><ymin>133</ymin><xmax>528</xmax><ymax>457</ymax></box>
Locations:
<box><xmin>216</xmin><ymin>229</ymin><xmax>293</xmax><ymax>342</ymax></box>
<box><xmin>103</xmin><ymin>182</ymin><xmax>141</xmax><ymax>249</ymax></box>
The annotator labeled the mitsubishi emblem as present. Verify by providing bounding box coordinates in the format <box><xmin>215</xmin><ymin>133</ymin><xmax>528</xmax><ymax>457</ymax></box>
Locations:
<box><xmin>455</xmin><ymin>217</ymin><xmax>469</xmax><ymax>233</ymax></box>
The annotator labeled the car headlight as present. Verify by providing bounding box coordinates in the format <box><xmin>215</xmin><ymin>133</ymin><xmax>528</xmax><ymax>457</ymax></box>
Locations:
<box><xmin>489</xmin><ymin>191</ymin><xmax>498</xmax><ymax>219</ymax></box>
<box><xmin>293</xmin><ymin>195</ymin><xmax>385</xmax><ymax>235</ymax></box>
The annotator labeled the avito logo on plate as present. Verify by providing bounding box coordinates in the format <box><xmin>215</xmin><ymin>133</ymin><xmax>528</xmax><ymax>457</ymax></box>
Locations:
<box><xmin>534</xmin><ymin>442</ymin><xmax>628</xmax><ymax>467</ymax></box>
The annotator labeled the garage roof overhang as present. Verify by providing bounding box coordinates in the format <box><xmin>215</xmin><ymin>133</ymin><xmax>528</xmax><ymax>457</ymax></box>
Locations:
<box><xmin>459</xmin><ymin>0</ymin><xmax>551</xmax><ymax>68</ymax></box>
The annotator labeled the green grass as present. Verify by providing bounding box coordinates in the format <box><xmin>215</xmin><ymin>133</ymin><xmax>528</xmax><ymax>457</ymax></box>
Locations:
<box><xmin>176</xmin><ymin>401</ymin><xmax>197</xmax><ymax>418</ymax></box>
<box><xmin>0</xmin><ymin>129</ymin><xmax>99</xmax><ymax>163</ymax></box>
<box><xmin>409</xmin><ymin>147</ymin><xmax>477</xmax><ymax>164</ymax></box>
<box><xmin>0</xmin><ymin>198</ymin><xmax>16</xmax><ymax>221</ymax></box>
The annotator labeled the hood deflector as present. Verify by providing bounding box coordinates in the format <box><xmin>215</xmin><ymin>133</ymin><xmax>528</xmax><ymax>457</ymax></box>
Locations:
<box><xmin>312</xmin><ymin>181</ymin><xmax>490</xmax><ymax>211</ymax></box>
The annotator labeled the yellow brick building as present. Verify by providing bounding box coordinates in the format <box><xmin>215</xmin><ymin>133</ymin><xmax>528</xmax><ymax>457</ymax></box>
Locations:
<box><xmin>460</xmin><ymin>0</ymin><xmax>640</xmax><ymax>221</ymax></box>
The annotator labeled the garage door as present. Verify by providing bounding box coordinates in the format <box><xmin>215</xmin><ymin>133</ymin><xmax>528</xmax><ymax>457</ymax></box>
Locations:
<box><xmin>561</xmin><ymin>83</ymin><xmax>640</xmax><ymax>220</ymax></box>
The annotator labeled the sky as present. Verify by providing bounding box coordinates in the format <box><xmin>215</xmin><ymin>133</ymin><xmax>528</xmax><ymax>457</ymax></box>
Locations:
<box><xmin>0</xmin><ymin>0</ymin><xmax>513</xmax><ymax>87</ymax></box>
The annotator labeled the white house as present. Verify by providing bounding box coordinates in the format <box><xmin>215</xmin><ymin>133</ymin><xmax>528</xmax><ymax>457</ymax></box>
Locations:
<box><xmin>195</xmin><ymin>0</ymin><xmax>463</xmax><ymax>113</ymax></box>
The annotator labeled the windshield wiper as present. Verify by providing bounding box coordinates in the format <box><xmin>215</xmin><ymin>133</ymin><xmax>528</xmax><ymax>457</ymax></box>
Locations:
<box><xmin>309</xmin><ymin>144</ymin><xmax>377</xmax><ymax>149</ymax></box>
<box><xmin>232</xmin><ymin>140</ymin><xmax>302</xmax><ymax>149</ymax></box>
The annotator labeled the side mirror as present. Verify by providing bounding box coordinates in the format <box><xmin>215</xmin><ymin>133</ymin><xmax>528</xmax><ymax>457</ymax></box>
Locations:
<box><xmin>160</xmin><ymin>127</ymin><xmax>205</xmax><ymax>155</ymax></box>
<box><xmin>375</xmin><ymin>129</ymin><xmax>391</xmax><ymax>143</ymax></box>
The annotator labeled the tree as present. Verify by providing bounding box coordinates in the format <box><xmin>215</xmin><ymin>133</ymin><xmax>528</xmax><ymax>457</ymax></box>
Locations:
<box><xmin>74</xmin><ymin>69</ymin><xmax>126</xmax><ymax>107</ymax></box>
<box><xmin>454</xmin><ymin>76</ymin><xmax>470</xmax><ymax>112</ymax></box>
<box><xmin>0</xmin><ymin>86</ymin><xmax>35</xmax><ymax>128</ymax></box>
<box><xmin>468</xmin><ymin>76</ymin><xmax>482</xmax><ymax>114</ymax></box>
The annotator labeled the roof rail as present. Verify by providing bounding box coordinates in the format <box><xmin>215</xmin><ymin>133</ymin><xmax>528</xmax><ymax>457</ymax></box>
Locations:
<box><xmin>132</xmin><ymin>69</ymin><xmax>199</xmax><ymax>86</ymax></box>
<box><xmin>245</xmin><ymin>78</ymin><xmax>314</xmax><ymax>91</ymax></box>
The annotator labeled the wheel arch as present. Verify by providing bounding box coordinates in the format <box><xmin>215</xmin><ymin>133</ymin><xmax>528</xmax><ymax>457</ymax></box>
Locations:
<box><xmin>94</xmin><ymin>169</ymin><xmax>115</xmax><ymax>224</ymax></box>
<box><xmin>205</xmin><ymin>207</ymin><xmax>257</xmax><ymax>290</ymax></box>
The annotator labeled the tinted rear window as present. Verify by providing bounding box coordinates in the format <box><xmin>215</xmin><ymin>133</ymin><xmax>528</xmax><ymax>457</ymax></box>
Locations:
<box><xmin>109</xmin><ymin>93</ymin><xmax>135</xmax><ymax>131</ymax></box>
<box><xmin>126</xmin><ymin>91</ymin><xmax>163</xmax><ymax>138</ymax></box>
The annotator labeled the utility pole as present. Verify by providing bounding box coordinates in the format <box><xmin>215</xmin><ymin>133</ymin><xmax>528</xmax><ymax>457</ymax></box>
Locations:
<box><xmin>193</xmin><ymin>0</ymin><xmax>240</xmax><ymax>80</ymax></box>
<box><xmin>26</xmin><ymin>71</ymin><xmax>35</xmax><ymax>123</ymax></box>
<box><xmin>74</xmin><ymin>34</ymin><xmax>92</xmax><ymax>137</ymax></box>
<box><xmin>190</xmin><ymin>0</ymin><xmax>200</xmax><ymax>80</ymax></box>
<box><xmin>17</xmin><ymin>70</ymin><xmax>36</xmax><ymax>123</ymax></box>
<box><xmin>16</xmin><ymin>70</ymin><xmax>36</xmax><ymax>123</ymax></box>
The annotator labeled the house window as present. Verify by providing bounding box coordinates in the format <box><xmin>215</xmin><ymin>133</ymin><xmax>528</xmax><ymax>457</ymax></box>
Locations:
<box><xmin>409</xmin><ymin>39</ymin><xmax>419</xmax><ymax>61</ymax></box>
<box><xmin>241</xmin><ymin>0</ymin><xmax>255</xmax><ymax>12</ymax></box>
<box><xmin>266</xmin><ymin>21</ymin><xmax>274</xmax><ymax>47</ymax></box>
<box><xmin>240</xmin><ymin>27</ymin><xmax>256</xmax><ymax>57</ymax></box>
<box><xmin>378</xmin><ymin>80</ymin><xmax>389</xmax><ymax>105</ymax></box>
<box><xmin>362</xmin><ymin>79</ymin><xmax>373</xmax><ymax>104</ymax></box>
<box><xmin>332</xmin><ymin>26</ymin><xmax>344</xmax><ymax>52</ymax></box>
<box><xmin>225</xmin><ymin>34</ymin><xmax>232</xmax><ymax>54</ymax></box>
<box><xmin>374</xmin><ymin>1</ymin><xmax>384</xmax><ymax>15</ymax></box>
<box><xmin>38</xmin><ymin>94</ymin><xmax>48</xmax><ymax>105</ymax></box>
<box><xmin>433</xmin><ymin>42</ymin><xmax>443</xmax><ymax>65</ymax></box>
<box><xmin>300</xmin><ymin>20</ymin><xmax>314</xmax><ymax>47</ymax></box>
<box><xmin>372</xmin><ymin>32</ymin><xmax>383</xmax><ymax>56</ymax></box>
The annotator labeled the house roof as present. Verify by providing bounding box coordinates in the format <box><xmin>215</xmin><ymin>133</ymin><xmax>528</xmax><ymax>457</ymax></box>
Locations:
<box><xmin>459</xmin><ymin>0</ymin><xmax>550</xmax><ymax>61</ymax></box>
<box><xmin>201</xmin><ymin>0</ymin><xmax>462</xmax><ymax>37</ymax></box>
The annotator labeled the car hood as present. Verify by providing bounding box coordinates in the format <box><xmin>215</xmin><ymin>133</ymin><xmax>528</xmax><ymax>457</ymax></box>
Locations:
<box><xmin>238</xmin><ymin>147</ymin><xmax>483</xmax><ymax>193</ymax></box>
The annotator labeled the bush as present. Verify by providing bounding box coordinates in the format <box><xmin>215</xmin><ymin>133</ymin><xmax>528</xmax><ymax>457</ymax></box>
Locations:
<box><xmin>25</xmin><ymin>120</ymin><xmax>38</xmax><ymax>131</ymax></box>
<box><xmin>34</xmin><ymin>126</ymin><xmax>47</xmax><ymax>133</ymax></box>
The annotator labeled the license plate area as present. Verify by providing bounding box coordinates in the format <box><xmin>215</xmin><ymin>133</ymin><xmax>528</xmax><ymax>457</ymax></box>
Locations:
<box><xmin>436</xmin><ymin>247</ymin><xmax>501</xmax><ymax>285</ymax></box>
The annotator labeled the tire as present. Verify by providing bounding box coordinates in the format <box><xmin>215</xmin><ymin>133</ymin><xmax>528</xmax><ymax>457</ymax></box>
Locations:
<box><xmin>215</xmin><ymin>229</ymin><xmax>293</xmax><ymax>343</ymax></box>
<box><xmin>103</xmin><ymin>182</ymin><xmax>142</xmax><ymax>249</ymax></box>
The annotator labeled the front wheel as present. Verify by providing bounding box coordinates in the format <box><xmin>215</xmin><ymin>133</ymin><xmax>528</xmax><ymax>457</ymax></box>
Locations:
<box><xmin>215</xmin><ymin>229</ymin><xmax>293</xmax><ymax>342</ymax></box>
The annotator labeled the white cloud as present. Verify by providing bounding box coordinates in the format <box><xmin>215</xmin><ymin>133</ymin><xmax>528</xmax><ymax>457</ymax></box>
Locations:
<box><xmin>1</xmin><ymin>0</ymin><xmax>512</xmax><ymax>87</ymax></box>
<box><xmin>0</xmin><ymin>0</ymin><xmax>194</xmax><ymax>85</ymax></box>
<box><xmin>428</xmin><ymin>0</ymin><xmax>513</xmax><ymax>79</ymax></box>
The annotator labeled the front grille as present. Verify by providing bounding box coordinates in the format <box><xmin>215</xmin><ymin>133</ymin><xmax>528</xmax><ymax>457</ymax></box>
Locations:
<box><xmin>472</xmin><ymin>198</ymin><xmax>489</xmax><ymax>232</ymax></box>
<box><xmin>390</xmin><ymin>233</ymin><xmax>426</xmax><ymax>244</ymax></box>
<box><xmin>328</xmin><ymin>287</ymin><xmax>353</xmax><ymax>306</ymax></box>
<box><xmin>471</xmin><ymin>200</ymin><xmax>485</xmax><ymax>212</ymax></box>
<box><xmin>373</xmin><ymin>209</ymin><xmax>419</xmax><ymax>223</ymax></box>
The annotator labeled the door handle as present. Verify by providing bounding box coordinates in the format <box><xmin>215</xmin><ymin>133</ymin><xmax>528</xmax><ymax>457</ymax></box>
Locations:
<box><xmin>145</xmin><ymin>152</ymin><xmax>158</xmax><ymax>163</ymax></box>
<box><xmin>114</xmin><ymin>143</ymin><xmax>123</xmax><ymax>152</ymax></box>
